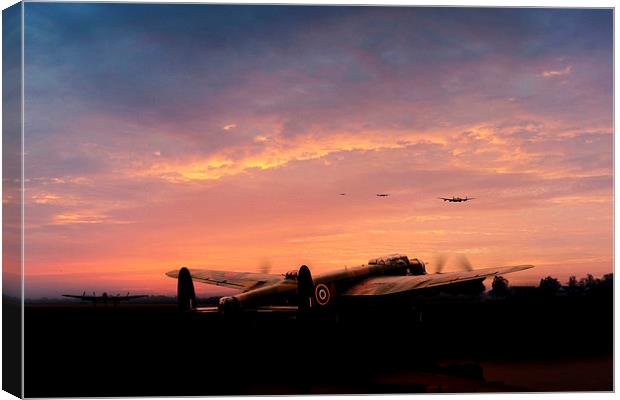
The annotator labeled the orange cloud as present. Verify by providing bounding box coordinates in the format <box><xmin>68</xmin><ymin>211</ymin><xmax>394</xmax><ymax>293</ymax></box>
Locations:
<box><xmin>32</xmin><ymin>193</ymin><xmax>62</xmax><ymax>204</ymax></box>
<box><xmin>52</xmin><ymin>212</ymin><xmax>106</xmax><ymax>225</ymax></box>
<box><xmin>542</xmin><ymin>65</ymin><xmax>572</xmax><ymax>77</ymax></box>
<box><xmin>50</xmin><ymin>211</ymin><xmax>135</xmax><ymax>226</ymax></box>
<box><xmin>136</xmin><ymin>130</ymin><xmax>447</xmax><ymax>182</ymax></box>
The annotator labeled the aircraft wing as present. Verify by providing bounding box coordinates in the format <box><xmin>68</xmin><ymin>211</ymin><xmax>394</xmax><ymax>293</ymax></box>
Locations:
<box><xmin>343</xmin><ymin>265</ymin><xmax>534</xmax><ymax>296</ymax></box>
<box><xmin>62</xmin><ymin>294</ymin><xmax>102</xmax><ymax>301</ymax></box>
<box><xmin>166</xmin><ymin>268</ymin><xmax>283</xmax><ymax>291</ymax></box>
<box><xmin>62</xmin><ymin>294</ymin><xmax>89</xmax><ymax>300</ymax></box>
<box><xmin>116</xmin><ymin>295</ymin><xmax>148</xmax><ymax>301</ymax></box>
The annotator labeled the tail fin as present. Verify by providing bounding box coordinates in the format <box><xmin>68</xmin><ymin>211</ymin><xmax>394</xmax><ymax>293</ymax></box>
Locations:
<box><xmin>177</xmin><ymin>267</ymin><xmax>197</xmax><ymax>311</ymax></box>
<box><xmin>297</xmin><ymin>265</ymin><xmax>314</xmax><ymax>312</ymax></box>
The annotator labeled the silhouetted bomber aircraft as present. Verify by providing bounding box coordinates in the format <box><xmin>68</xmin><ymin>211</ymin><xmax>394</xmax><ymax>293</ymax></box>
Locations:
<box><xmin>166</xmin><ymin>254</ymin><xmax>533</xmax><ymax>313</ymax></box>
<box><xmin>62</xmin><ymin>292</ymin><xmax>147</xmax><ymax>305</ymax></box>
<box><xmin>376</xmin><ymin>193</ymin><xmax>390</xmax><ymax>197</ymax></box>
<box><xmin>439</xmin><ymin>196</ymin><xmax>475</xmax><ymax>202</ymax></box>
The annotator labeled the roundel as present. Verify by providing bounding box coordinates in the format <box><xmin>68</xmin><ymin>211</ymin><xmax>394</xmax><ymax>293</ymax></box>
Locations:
<box><xmin>314</xmin><ymin>283</ymin><xmax>331</xmax><ymax>306</ymax></box>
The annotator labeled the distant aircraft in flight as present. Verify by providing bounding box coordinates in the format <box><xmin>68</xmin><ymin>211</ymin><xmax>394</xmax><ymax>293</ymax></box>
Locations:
<box><xmin>438</xmin><ymin>196</ymin><xmax>475</xmax><ymax>202</ymax></box>
<box><xmin>376</xmin><ymin>193</ymin><xmax>390</xmax><ymax>197</ymax></box>
<box><xmin>339</xmin><ymin>193</ymin><xmax>347</xmax><ymax>196</ymax></box>
<box><xmin>166</xmin><ymin>254</ymin><xmax>533</xmax><ymax>314</ymax></box>
<box><xmin>62</xmin><ymin>292</ymin><xmax>147</xmax><ymax>305</ymax></box>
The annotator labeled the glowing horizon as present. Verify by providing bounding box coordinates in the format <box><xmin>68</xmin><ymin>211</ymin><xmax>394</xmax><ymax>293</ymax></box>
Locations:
<box><xmin>18</xmin><ymin>5</ymin><xmax>612</xmax><ymax>298</ymax></box>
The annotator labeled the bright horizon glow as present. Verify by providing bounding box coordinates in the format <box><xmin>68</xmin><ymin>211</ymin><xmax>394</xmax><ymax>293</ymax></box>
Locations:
<box><xmin>18</xmin><ymin>5</ymin><xmax>612</xmax><ymax>298</ymax></box>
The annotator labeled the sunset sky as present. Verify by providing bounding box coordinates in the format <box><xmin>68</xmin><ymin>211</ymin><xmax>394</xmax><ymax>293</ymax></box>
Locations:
<box><xmin>21</xmin><ymin>5</ymin><xmax>612</xmax><ymax>298</ymax></box>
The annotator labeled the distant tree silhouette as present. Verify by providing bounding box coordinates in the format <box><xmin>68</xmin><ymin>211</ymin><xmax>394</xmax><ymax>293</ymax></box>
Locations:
<box><xmin>578</xmin><ymin>274</ymin><xmax>599</xmax><ymax>292</ymax></box>
<box><xmin>567</xmin><ymin>275</ymin><xmax>578</xmax><ymax>287</ymax></box>
<box><xmin>598</xmin><ymin>273</ymin><xmax>614</xmax><ymax>297</ymax></box>
<box><xmin>564</xmin><ymin>273</ymin><xmax>613</xmax><ymax>297</ymax></box>
<box><xmin>539</xmin><ymin>276</ymin><xmax>561</xmax><ymax>296</ymax></box>
<box><xmin>567</xmin><ymin>275</ymin><xmax>579</xmax><ymax>295</ymax></box>
<box><xmin>586</xmin><ymin>273</ymin><xmax>613</xmax><ymax>297</ymax></box>
<box><xmin>490</xmin><ymin>276</ymin><xmax>510</xmax><ymax>297</ymax></box>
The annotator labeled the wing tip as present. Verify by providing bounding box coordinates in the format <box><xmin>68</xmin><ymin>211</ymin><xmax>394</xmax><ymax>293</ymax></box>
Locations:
<box><xmin>501</xmin><ymin>264</ymin><xmax>535</xmax><ymax>274</ymax></box>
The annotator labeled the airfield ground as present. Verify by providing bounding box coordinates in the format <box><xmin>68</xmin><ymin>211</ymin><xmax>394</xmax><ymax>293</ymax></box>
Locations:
<box><xmin>23</xmin><ymin>291</ymin><xmax>612</xmax><ymax>396</ymax></box>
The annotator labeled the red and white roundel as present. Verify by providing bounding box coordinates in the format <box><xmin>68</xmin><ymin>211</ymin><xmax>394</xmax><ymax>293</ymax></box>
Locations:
<box><xmin>314</xmin><ymin>283</ymin><xmax>331</xmax><ymax>306</ymax></box>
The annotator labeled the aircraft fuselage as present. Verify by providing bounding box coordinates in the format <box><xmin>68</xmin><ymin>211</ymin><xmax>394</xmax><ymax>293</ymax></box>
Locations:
<box><xmin>230</xmin><ymin>255</ymin><xmax>426</xmax><ymax>309</ymax></box>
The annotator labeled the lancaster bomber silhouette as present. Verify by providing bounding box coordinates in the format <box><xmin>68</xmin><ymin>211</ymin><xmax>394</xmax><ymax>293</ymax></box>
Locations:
<box><xmin>438</xmin><ymin>196</ymin><xmax>475</xmax><ymax>202</ymax></box>
<box><xmin>62</xmin><ymin>292</ymin><xmax>147</xmax><ymax>305</ymax></box>
<box><xmin>166</xmin><ymin>254</ymin><xmax>533</xmax><ymax>313</ymax></box>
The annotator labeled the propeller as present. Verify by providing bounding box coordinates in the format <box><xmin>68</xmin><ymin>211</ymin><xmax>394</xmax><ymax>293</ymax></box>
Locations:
<box><xmin>457</xmin><ymin>254</ymin><xmax>474</xmax><ymax>272</ymax></box>
<box><xmin>433</xmin><ymin>254</ymin><xmax>448</xmax><ymax>273</ymax></box>
<box><xmin>431</xmin><ymin>254</ymin><xmax>474</xmax><ymax>273</ymax></box>
<box><xmin>258</xmin><ymin>259</ymin><xmax>272</xmax><ymax>274</ymax></box>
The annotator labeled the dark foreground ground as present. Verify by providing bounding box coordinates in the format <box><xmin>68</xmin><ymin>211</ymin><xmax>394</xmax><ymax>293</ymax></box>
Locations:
<box><xmin>23</xmin><ymin>292</ymin><xmax>613</xmax><ymax>397</ymax></box>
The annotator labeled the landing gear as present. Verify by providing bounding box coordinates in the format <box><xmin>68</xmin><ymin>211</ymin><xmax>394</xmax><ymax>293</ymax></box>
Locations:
<box><xmin>218</xmin><ymin>296</ymin><xmax>241</xmax><ymax>315</ymax></box>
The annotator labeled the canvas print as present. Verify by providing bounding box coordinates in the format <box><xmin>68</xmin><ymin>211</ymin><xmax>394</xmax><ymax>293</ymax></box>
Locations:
<box><xmin>2</xmin><ymin>3</ymin><xmax>614</xmax><ymax>397</ymax></box>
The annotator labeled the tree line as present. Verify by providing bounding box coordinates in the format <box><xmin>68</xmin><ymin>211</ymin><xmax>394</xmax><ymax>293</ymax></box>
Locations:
<box><xmin>489</xmin><ymin>272</ymin><xmax>613</xmax><ymax>298</ymax></box>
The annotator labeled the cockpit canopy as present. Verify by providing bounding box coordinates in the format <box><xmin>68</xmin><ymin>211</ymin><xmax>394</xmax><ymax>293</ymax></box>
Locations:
<box><xmin>368</xmin><ymin>254</ymin><xmax>426</xmax><ymax>276</ymax></box>
<box><xmin>368</xmin><ymin>254</ymin><xmax>410</xmax><ymax>266</ymax></box>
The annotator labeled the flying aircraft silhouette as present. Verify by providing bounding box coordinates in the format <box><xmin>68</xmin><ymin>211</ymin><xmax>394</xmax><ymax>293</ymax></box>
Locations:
<box><xmin>62</xmin><ymin>292</ymin><xmax>147</xmax><ymax>305</ymax></box>
<box><xmin>438</xmin><ymin>196</ymin><xmax>475</xmax><ymax>202</ymax></box>
<box><xmin>166</xmin><ymin>254</ymin><xmax>533</xmax><ymax>313</ymax></box>
<box><xmin>376</xmin><ymin>193</ymin><xmax>390</xmax><ymax>197</ymax></box>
